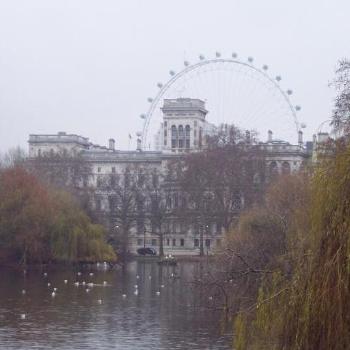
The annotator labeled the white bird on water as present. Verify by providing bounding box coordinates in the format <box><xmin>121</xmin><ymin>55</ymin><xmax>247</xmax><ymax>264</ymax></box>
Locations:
<box><xmin>122</xmin><ymin>294</ymin><xmax>127</xmax><ymax>298</ymax></box>
<box><xmin>156</xmin><ymin>291</ymin><xmax>160</xmax><ymax>296</ymax></box>
<box><xmin>103</xmin><ymin>281</ymin><xmax>107</xmax><ymax>286</ymax></box>
<box><xmin>97</xmin><ymin>299</ymin><xmax>102</xmax><ymax>304</ymax></box>
<box><xmin>20</xmin><ymin>314</ymin><xmax>26</xmax><ymax>320</ymax></box>
<box><xmin>51</xmin><ymin>292</ymin><xmax>56</xmax><ymax>297</ymax></box>
<box><xmin>21</xmin><ymin>289</ymin><xmax>26</xmax><ymax>295</ymax></box>
<box><xmin>74</xmin><ymin>282</ymin><xmax>79</xmax><ymax>287</ymax></box>
<box><xmin>77</xmin><ymin>272</ymin><xmax>82</xmax><ymax>276</ymax></box>
<box><xmin>86</xmin><ymin>289</ymin><xmax>90</xmax><ymax>293</ymax></box>
<box><xmin>89</xmin><ymin>272</ymin><xmax>94</xmax><ymax>277</ymax></box>
<box><xmin>136</xmin><ymin>275</ymin><xmax>140</xmax><ymax>279</ymax></box>
<box><xmin>64</xmin><ymin>280</ymin><xmax>68</xmax><ymax>284</ymax></box>
<box><xmin>47</xmin><ymin>283</ymin><xmax>51</xmax><ymax>287</ymax></box>
<box><xmin>53</xmin><ymin>287</ymin><xmax>57</xmax><ymax>292</ymax></box>
<box><xmin>134</xmin><ymin>290</ymin><xmax>139</xmax><ymax>296</ymax></box>
<box><xmin>43</xmin><ymin>272</ymin><xmax>47</xmax><ymax>277</ymax></box>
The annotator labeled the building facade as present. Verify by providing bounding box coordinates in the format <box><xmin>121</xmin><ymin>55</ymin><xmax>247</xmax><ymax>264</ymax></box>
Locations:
<box><xmin>28</xmin><ymin>98</ymin><xmax>310</xmax><ymax>255</ymax></box>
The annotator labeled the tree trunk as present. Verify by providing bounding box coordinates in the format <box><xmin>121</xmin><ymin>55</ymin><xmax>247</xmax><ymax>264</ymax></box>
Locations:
<box><xmin>199</xmin><ymin>225</ymin><xmax>204</xmax><ymax>256</ymax></box>
<box><xmin>159</xmin><ymin>231</ymin><xmax>164</xmax><ymax>257</ymax></box>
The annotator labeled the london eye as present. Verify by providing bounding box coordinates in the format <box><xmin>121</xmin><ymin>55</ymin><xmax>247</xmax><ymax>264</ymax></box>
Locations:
<box><xmin>139</xmin><ymin>53</ymin><xmax>303</xmax><ymax>150</ymax></box>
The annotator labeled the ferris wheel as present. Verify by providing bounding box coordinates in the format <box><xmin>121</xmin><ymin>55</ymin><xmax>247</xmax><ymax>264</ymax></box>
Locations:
<box><xmin>139</xmin><ymin>52</ymin><xmax>303</xmax><ymax>150</ymax></box>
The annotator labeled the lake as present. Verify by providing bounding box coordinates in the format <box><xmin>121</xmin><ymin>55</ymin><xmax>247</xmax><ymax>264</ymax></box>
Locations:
<box><xmin>0</xmin><ymin>260</ymin><xmax>232</xmax><ymax>349</ymax></box>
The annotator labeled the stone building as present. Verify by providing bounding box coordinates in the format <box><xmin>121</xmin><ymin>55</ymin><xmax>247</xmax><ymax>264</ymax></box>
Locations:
<box><xmin>28</xmin><ymin>98</ymin><xmax>310</xmax><ymax>255</ymax></box>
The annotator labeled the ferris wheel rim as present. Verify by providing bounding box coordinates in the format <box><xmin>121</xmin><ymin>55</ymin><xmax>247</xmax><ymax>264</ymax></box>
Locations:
<box><xmin>141</xmin><ymin>57</ymin><xmax>300</xmax><ymax>150</ymax></box>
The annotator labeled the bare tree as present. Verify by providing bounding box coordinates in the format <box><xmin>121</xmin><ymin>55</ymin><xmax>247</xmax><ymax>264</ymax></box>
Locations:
<box><xmin>178</xmin><ymin>124</ymin><xmax>267</xmax><ymax>256</ymax></box>
<box><xmin>103</xmin><ymin>167</ymin><xmax>137</xmax><ymax>261</ymax></box>
<box><xmin>144</xmin><ymin>169</ymin><xmax>169</xmax><ymax>257</ymax></box>
<box><xmin>331</xmin><ymin>59</ymin><xmax>350</xmax><ymax>135</ymax></box>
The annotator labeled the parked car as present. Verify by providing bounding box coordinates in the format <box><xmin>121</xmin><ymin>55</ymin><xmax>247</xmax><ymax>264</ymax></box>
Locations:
<box><xmin>137</xmin><ymin>247</ymin><xmax>157</xmax><ymax>256</ymax></box>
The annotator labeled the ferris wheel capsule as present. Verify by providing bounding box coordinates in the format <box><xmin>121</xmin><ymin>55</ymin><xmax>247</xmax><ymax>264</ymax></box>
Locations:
<box><xmin>295</xmin><ymin>105</ymin><xmax>301</xmax><ymax>111</ymax></box>
<box><xmin>287</xmin><ymin>89</ymin><xmax>293</xmax><ymax>95</ymax></box>
<box><xmin>199</xmin><ymin>54</ymin><xmax>205</xmax><ymax>60</ymax></box>
<box><xmin>140</xmin><ymin>114</ymin><xmax>146</xmax><ymax>119</ymax></box>
<box><xmin>147</xmin><ymin>97</ymin><xmax>153</xmax><ymax>103</ymax></box>
<box><xmin>232</xmin><ymin>52</ymin><xmax>237</xmax><ymax>58</ymax></box>
<box><xmin>248</xmin><ymin>57</ymin><xmax>254</xmax><ymax>63</ymax></box>
<box><xmin>262</xmin><ymin>65</ymin><xmax>268</xmax><ymax>70</ymax></box>
<box><xmin>157</xmin><ymin>82</ymin><xmax>163</xmax><ymax>88</ymax></box>
<box><xmin>169</xmin><ymin>70</ymin><xmax>175</xmax><ymax>76</ymax></box>
<box><xmin>215</xmin><ymin>51</ymin><xmax>221</xmax><ymax>58</ymax></box>
<box><xmin>184</xmin><ymin>61</ymin><xmax>190</xmax><ymax>66</ymax></box>
<box><xmin>276</xmin><ymin>76</ymin><xmax>282</xmax><ymax>82</ymax></box>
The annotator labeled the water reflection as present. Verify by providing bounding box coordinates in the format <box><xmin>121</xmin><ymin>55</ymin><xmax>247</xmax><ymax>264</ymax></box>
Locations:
<box><xmin>0</xmin><ymin>261</ymin><xmax>231</xmax><ymax>350</ymax></box>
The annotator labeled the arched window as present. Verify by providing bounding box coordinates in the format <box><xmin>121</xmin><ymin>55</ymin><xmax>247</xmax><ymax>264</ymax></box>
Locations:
<box><xmin>171</xmin><ymin>125</ymin><xmax>178</xmax><ymax>148</ymax></box>
<box><xmin>37</xmin><ymin>149</ymin><xmax>41</xmax><ymax>157</ymax></box>
<box><xmin>185</xmin><ymin>125</ymin><xmax>190</xmax><ymax>148</ymax></box>
<box><xmin>269</xmin><ymin>161</ymin><xmax>278</xmax><ymax>177</ymax></box>
<box><xmin>178</xmin><ymin>125</ymin><xmax>184</xmax><ymax>148</ymax></box>
<box><xmin>282</xmin><ymin>161</ymin><xmax>291</xmax><ymax>175</ymax></box>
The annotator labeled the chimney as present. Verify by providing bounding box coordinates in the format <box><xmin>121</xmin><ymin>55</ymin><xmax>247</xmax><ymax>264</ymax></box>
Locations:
<box><xmin>268</xmin><ymin>130</ymin><xmax>273</xmax><ymax>142</ymax></box>
<box><xmin>137</xmin><ymin>138</ymin><xmax>142</xmax><ymax>151</ymax></box>
<box><xmin>109</xmin><ymin>138</ymin><xmax>115</xmax><ymax>151</ymax></box>
<box><xmin>298</xmin><ymin>130</ymin><xmax>303</xmax><ymax>146</ymax></box>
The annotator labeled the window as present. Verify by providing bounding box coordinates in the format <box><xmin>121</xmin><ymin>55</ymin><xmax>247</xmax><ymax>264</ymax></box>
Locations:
<box><xmin>171</xmin><ymin>125</ymin><xmax>178</xmax><ymax>148</ymax></box>
<box><xmin>152</xmin><ymin>239</ymin><xmax>157</xmax><ymax>246</ymax></box>
<box><xmin>194</xmin><ymin>239</ymin><xmax>199</xmax><ymax>247</ymax></box>
<box><xmin>97</xmin><ymin>167</ymin><xmax>101</xmax><ymax>173</ymax></box>
<box><xmin>205</xmin><ymin>239</ymin><xmax>211</xmax><ymax>248</ymax></box>
<box><xmin>180</xmin><ymin>239</ymin><xmax>185</xmax><ymax>247</ymax></box>
<box><xmin>96</xmin><ymin>199</ymin><xmax>101</xmax><ymax>211</ymax></box>
<box><xmin>216</xmin><ymin>239</ymin><xmax>221</xmax><ymax>247</ymax></box>
<box><xmin>164</xmin><ymin>121</ymin><xmax>168</xmax><ymax>127</ymax></box>
<box><xmin>172</xmin><ymin>239</ymin><xmax>176</xmax><ymax>246</ymax></box>
<box><xmin>178</xmin><ymin>139</ymin><xmax>184</xmax><ymax>148</ymax></box>
<box><xmin>174</xmin><ymin>193</ymin><xmax>178</xmax><ymax>208</ymax></box>
<box><xmin>137</xmin><ymin>239</ymin><xmax>143</xmax><ymax>246</ymax></box>
<box><xmin>166</xmin><ymin>238</ymin><xmax>170</xmax><ymax>246</ymax></box>
<box><xmin>178</xmin><ymin>125</ymin><xmax>184</xmax><ymax>138</ymax></box>
<box><xmin>269</xmin><ymin>161</ymin><xmax>278</xmax><ymax>177</ymax></box>
<box><xmin>112</xmin><ymin>167</ymin><xmax>116</xmax><ymax>173</ymax></box>
<box><xmin>185</xmin><ymin>125</ymin><xmax>190</xmax><ymax>149</ymax></box>
<box><xmin>282</xmin><ymin>161</ymin><xmax>291</xmax><ymax>175</ymax></box>
<box><xmin>38</xmin><ymin>149</ymin><xmax>41</xmax><ymax>157</ymax></box>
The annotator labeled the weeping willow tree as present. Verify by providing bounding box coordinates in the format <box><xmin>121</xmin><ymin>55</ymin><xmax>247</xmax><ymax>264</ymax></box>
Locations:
<box><xmin>234</xmin><ymin>142</ymin><xmax>350</xmax><ymax>350</ymax></box>
<box><xmin>49</xmin><ymin>191</ymin><xmax>117</xmax><ymax>263</ymax></box>
<box><xmin>0</xmin><ymin>167</ymin><xmax>116</xmax><ymax>265</ymax></box>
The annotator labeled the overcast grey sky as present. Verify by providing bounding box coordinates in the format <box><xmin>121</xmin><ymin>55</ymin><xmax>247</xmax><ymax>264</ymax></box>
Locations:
<box><xmin>0</xmin><ymin>0</ymin><xmax>349</xmax><ymax>152</ymax></box>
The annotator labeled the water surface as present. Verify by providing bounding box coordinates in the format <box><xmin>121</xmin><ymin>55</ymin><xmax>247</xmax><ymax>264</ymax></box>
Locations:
<box><xmin>0</xmin><ymin>261</ymin><xmax>231</xmax><ymax>350</ymax></box>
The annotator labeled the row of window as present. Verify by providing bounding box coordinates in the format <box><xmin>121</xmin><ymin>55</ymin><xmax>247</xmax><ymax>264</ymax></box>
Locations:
<box><xmin>136</xmin><ymin>238</ymin><xmax>221</xmax><ymax>248</ymax></box>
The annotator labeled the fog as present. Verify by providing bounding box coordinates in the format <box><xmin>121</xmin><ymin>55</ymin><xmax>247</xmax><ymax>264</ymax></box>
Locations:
<box><xmin>0</xmin><ymin>0</ymin><xmax>349</xmax><ymax>151</ymax></box>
